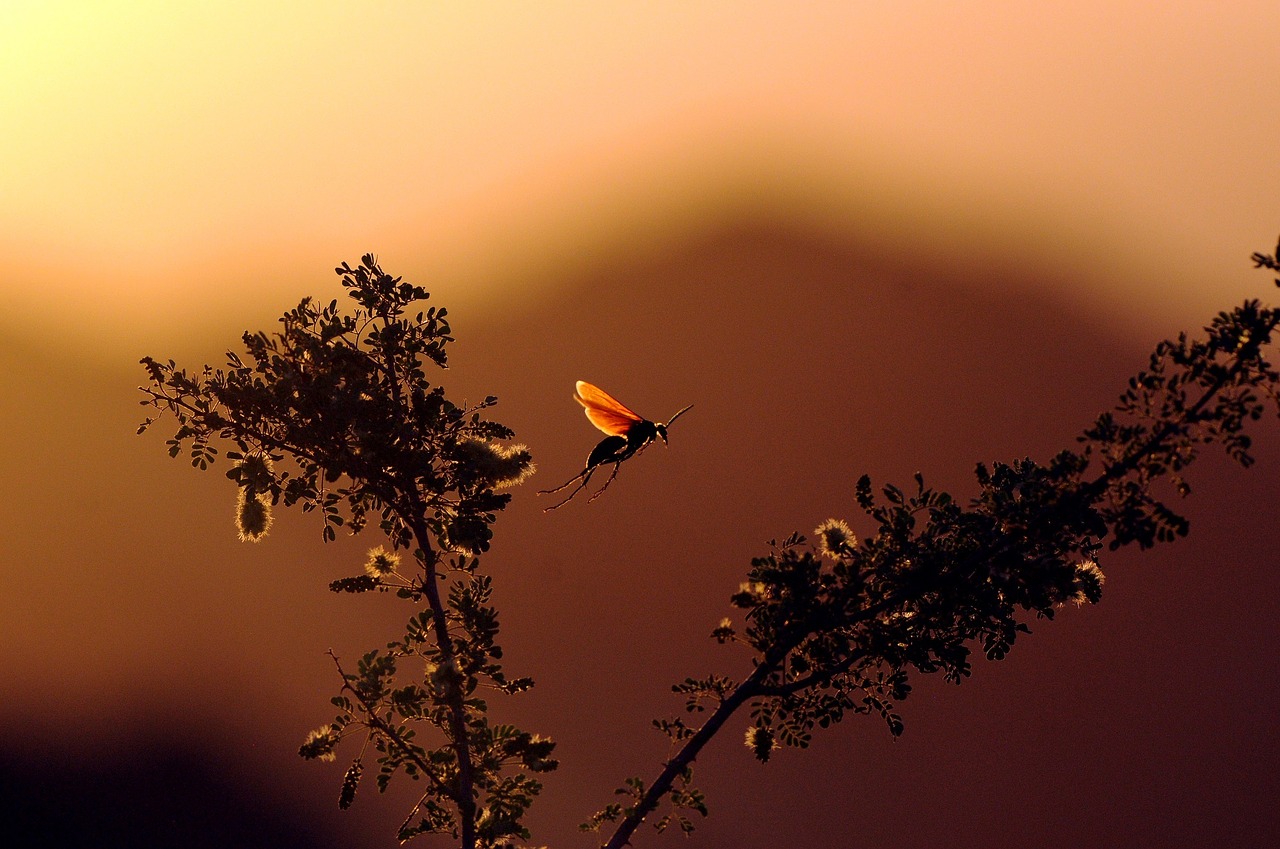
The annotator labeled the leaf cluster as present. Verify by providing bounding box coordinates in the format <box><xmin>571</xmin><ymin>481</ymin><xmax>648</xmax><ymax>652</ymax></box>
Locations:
<box><xmin>139</xmin><ymin>255</ymin><xmax>520</xmax><ymax>552</ymax></box>
<box><xmin>140</xmin><ymin>245</ymin><xmax>1280</xmax><ymax>849</ymax></box>
<box><xmin>1080</xmin><ymin>297</ymin><xmax>1280</xmax><ymax>548</ymax></box>
<box><xmin>592</xmin><ymin>251</ymin><xmax>1280</xmax><ymax>847</ymax></box>
<box><xmin>139</xmin><ymin>256</ymin><xmax>550</xmax><ymax>848</ymax></box>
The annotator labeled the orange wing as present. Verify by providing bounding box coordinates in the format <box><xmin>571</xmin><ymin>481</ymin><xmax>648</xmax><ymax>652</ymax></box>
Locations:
<box><xmin>575</xmin><ymin>380</ymin><xmax>644</xmax><ymax>437</ymax></box>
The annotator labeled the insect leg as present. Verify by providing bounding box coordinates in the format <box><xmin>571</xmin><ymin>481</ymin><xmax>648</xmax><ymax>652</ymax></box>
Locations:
<box><xmin>542</xmin><ymin>466</ymin><xmax>597</xmax><ymax>511</ymax></box>
<box><xmin>586</xmin><ymin>461</ymin><xmax>625</xmax><ymax>503</ymax></box>
<box><xmin>538</xmin><ymin>468</ymin><xmax>591</xmax><ymax>495</ymax></box>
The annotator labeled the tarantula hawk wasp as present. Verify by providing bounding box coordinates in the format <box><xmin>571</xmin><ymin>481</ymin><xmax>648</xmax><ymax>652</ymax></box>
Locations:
<box><xmin>539</xmin><ymin>380</ymin><xmax>693</xmax><ymax>511</ymax></box>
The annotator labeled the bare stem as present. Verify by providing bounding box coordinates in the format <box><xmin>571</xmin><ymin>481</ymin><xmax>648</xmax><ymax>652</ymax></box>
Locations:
<box><xmin>327</xmin><ymin>651</ymin><xmax>455</xmax><ymax>801</ymax></box>
<box><xmin>601</xmin><ymin>659</ymin><xmax>774</xmax><ymax>849</ymax></box>
<box><xmin>405</xmin><ymin>508</ymin><xmax>478</xmax><ymax>849</ymax></box>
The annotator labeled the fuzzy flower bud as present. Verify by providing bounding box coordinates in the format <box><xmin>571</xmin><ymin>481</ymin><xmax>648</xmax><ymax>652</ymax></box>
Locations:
<box><xmin>453</xmin><ymin>439</ymin><xmax>537</xmax><ymax>489</ymax></box>
<box><xmin>235</xmin><ymin>488</ymin><xmax>272</xmax><ymax>542</ymax></box>
<box><xmin>815</xmin><ymin>518</ymin><xmax>856</xmax><ymax>560</ymax></box>
<box><xmin>363</xmin><ymin>545</ymin><xmax>400</xmax><ymax>577</ymax></box>
<box><xmin>730</xmin><ymin>581</ymin><xmax>771</xmax><ymax>608</ymax></box>
<box><xmin>745</xmin><ymin>726</ymin><xmax>778</xmax><ymax>762</ymax></box>
<box><xmin>711</xmin><ymin>617</ymin><xmax>736</xmax><ymax>644</ymax></box>
<box><xmin>299</xmin><ymin>725</ymin><xmax>339</xmax><ymax>761</ymax></box>
<box><xmin>338</xmin><ymin>759</ymin><xmax>362</xmax><ymax>810</ymax></box>
<box><xmin>1071</xmin><ymin>560</ymin><xmax>1106</xmax><ymax>605</ymax></box>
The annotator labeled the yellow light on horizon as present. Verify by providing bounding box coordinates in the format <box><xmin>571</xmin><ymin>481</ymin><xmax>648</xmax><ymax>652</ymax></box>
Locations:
<box><xmin>2</xmin><ymin>2</ymin><xmax>1277</xmax><ymax>358</ymax></box>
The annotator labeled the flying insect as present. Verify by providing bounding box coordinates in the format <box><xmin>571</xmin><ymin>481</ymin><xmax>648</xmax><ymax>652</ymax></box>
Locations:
<box><xmin>539</xmin><ymin>380</ymin><xmax>692</xmax><ymax>511</ymax></box>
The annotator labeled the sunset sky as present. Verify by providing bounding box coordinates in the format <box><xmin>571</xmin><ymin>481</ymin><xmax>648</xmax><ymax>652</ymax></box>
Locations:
<box><xmin>3</xmin><ymin>4</ymin><xmax>1278</xmax><ymax>847</ymax></box>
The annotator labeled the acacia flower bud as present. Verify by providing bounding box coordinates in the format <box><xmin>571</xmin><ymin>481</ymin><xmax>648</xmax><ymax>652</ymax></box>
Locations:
<box><xmin>454</xmin><ymin>439</ymin><xmax>537</xmax><ymax>489</ymax></box>
<box><xmin>363</xmin><ymin>545</ymin><xmax>400</xmax><ymax>577</ymax></box>
<box><xmin>1071</xmin><ymin>560</ymin><xmax>1106</xmax><ymax>605</ymax></box>
<box><xmin>299</xmin><ymin>724</ymin><xmax>339</xmax><ymax>761</ymax></box>
<box><xmin>338</xmin><ymin>759</ymin><xmax>362</xmax><ymax>810</ymax></box>
<box><xmin>745</xmin><ymin>726</ymin><xmax>777</xmax><ymax>762</ymax></box>
<box><xmin>235</xmin><ymin>488</ymin><xmax>272</xmax><ymax>542</ymax></box>
<box><xmin>815</xmin><ymin>518</ymin><xmax>856</xmax><ymax>560</ymax></box>
<box><xmin>711</xmin><ymin>617</ymin><xmax>736</xmax><ymax>643</ymax></box>
<box><xmin>736</xmin><ymin>581</ymin><xmax>770</xmax><ymax>604</ymax></box>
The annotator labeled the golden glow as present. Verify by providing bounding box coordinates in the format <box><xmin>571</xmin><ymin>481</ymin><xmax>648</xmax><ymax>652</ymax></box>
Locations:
<box><xmin>2</xmin><ymin>10</ymin><xmax>1275</xmax><ymax>842</ymax></box>
<box><xmin>2</xmin><ymin>2</ymin><xmax>1278</xmax><ymax>355</ymax></box>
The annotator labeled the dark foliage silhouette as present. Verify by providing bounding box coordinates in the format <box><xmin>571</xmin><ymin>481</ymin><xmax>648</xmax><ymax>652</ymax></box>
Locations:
<box><xmin>140</xmin><ymin>240</ymin><xmax>1280</xmax><ymax>848</ymax></box>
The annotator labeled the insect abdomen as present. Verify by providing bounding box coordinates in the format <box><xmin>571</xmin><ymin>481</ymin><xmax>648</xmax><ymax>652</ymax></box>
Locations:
<box><xmin>586</xmin><ymin>435</ymin><xmax>628</xmax><ymax>468</ymax></box>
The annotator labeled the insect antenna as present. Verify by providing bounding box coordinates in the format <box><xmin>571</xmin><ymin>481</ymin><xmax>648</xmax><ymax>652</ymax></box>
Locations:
<box><xmin>665</xmin><ymin>404</ymin><xmax>694</xmax><ymax>428</ymax></box>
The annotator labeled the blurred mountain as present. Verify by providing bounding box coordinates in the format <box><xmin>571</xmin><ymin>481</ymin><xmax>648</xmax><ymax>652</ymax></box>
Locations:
<box><xmin>2</xmin><ymin>212</ymin><xmax>1275</xmax><ymax>848</ymax></box>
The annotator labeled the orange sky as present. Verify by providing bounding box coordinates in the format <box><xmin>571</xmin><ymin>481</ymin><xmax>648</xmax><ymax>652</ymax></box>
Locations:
<box><xmin>3</xmin><ymin>5</ymin><xmax>1279</xmax><ymax>848</ymax></box>
<box><xmin>3</xmin><ymin>2</ymin><xmax>1279</xmax><ymax>357</ymax></box>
